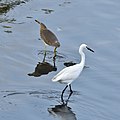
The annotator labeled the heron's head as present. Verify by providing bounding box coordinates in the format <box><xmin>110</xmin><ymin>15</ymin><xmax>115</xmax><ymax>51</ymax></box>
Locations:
<box><xmin>79</xmin><ymin>44</ymin><xmax>94</xmax><ymax>53</ymax></box>
<box><xmin>40</xmin><ymin>23</ymin><xmax>47</xmax><ymax>30</ymax></box>
<box><xmin>35</xmin><ymin>20</ymin><xmax>47</xmax><ymax>30</ymax></box>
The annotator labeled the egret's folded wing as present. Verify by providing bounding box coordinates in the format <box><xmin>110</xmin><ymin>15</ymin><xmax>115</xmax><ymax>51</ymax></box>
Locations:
<box><xmin>52</xmin><ymin>67</ymin><xmax>68</xmax><ymax>82</ymax></box>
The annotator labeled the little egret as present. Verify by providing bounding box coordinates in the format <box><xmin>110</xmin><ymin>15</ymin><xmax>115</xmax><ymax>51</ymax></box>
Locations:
<box><xmin>52</xmin><ymin>44</ymin><xmax>94</xmax><ymax>104</ymax></box>
<box><xmin>35</xmin><ymin>20</ymin><xmax>60</xmax><ymax>58</ymax></box>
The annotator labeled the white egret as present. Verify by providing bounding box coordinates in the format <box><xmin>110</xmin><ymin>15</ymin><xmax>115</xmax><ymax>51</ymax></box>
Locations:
<box><xmin>52</xmin><ymin>44</ymin><xmax>94</xmax><ymax>104</ymax></box>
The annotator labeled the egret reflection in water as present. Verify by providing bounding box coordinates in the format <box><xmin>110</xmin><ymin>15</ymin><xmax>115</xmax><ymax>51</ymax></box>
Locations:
<box><xmin>48</xmin><ymin>104</ymin><xmax>77</xmax><ymax>120</ymax></box>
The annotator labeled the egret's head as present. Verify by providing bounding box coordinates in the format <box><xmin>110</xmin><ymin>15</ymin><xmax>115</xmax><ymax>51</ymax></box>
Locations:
<box><xmin>79</xmin><ymin>44</ymin><xmax>94</xmax><ymax>53</ymax></box>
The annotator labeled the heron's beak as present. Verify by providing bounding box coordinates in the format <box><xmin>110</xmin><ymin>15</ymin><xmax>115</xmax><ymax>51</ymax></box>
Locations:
<box><xmin>35</xmin><ymin>19</ymin><xmax>41</xmax><ymax>25</ymax></box>
<box><xmin>86</xmin><ymin>46</ymin><xmax>94</xmax><ymax>52</ymax></box>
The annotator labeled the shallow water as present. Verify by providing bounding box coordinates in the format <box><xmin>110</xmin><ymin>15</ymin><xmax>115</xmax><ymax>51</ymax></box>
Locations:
<box><xmin>0</xmin><ymin>0</ymin><xmax>120</xmax><ymax>120</ymax></box>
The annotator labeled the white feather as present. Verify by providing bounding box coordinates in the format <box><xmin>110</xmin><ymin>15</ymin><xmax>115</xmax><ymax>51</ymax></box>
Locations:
<box><xmin>52</xmin><ymin>44</ymin><xmax>94</xmax><ymax>85</ymax></box>
<box><xmin>52</xmin><ymin>64</ymin><xmax>83</xmax><ymax>84</ymax></box>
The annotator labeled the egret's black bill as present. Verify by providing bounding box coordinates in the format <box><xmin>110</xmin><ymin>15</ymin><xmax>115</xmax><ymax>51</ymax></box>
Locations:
<box><xmin>86</xmin><ymin>46</ymin><xmax>94</xmax><ymax>52</ymax></box>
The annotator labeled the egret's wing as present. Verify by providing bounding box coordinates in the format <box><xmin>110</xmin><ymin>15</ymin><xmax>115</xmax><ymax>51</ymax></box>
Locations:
<box><xmin>52</xmin><ymin>67</ymin><xmax>68</xmax><ymax>82</ymax></box>
<box><xmin>52</xmin><ymin>65</ymin><xmax>81</xmax><ymax>82</ymax></box>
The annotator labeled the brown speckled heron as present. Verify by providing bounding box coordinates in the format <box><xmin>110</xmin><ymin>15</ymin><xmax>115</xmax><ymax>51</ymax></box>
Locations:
<box><xmin>35</xmin><ymin>20</ymin><xmax>60</xmax><ymax>58</ymax></box>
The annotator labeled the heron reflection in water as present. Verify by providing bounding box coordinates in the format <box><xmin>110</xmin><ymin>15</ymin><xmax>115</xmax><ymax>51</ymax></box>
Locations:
<box><xmin>48</xmin><ymin>104</ymin><xmax>77</xmax><ymax>120</ymax></box>
<box><xmin>28</xmin><ymin>53</ymin><xmax>57</xmax><ymax>77</ymax></box>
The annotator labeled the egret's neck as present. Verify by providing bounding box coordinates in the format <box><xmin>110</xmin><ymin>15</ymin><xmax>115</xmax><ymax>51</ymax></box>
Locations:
<box><xmin>79</xmin><ymin>51</ymin><xmax>85</xmax><ymax>67</ymax></box>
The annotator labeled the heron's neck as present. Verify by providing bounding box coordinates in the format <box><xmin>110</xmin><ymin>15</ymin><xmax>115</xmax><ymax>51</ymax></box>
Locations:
<box><xmin>79</xmin><ymin>51</ymin><xmax>85</xmax><ymax>67</ymax></box>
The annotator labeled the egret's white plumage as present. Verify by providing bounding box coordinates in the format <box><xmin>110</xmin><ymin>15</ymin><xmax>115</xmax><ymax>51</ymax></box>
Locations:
<box><xmin>52</xmin><ymin>43</ymin><xmax>94</xmax><ymax>104</ymax></box>
<box><xmin>52</xmin><ymin>63</ymin><xmax>84</xmax><ymax>84</ymax></box>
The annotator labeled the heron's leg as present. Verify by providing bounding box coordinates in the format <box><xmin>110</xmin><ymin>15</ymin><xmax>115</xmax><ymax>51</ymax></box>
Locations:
<box><xmin>53</xmin><ymin>47</ymin><xmax>57</xmax><ymax>58</ymax></box>
<box><xmin>42</xmin><ymin>53</ymin><xmax>46</xmax><ymax>62</ymax></box>
<box><xmin>42</xmin><ymin>45</ymin><xmax>47</xmax><ymax>62</ymax></box>
<box><xmin>53</xmin><ymin>56</ymin><xmax>56</xmax><ymax>67</ymax></box>
<box><xmin>44</xmin><ymin>45</ymin><xmax>47</xmax><ymax>56</ymax></box>
<box><xmin>61</xmin><ymin>85</ymin><xmax>68</xmax><ymax>104</ymax></box>
<box><xmin>66</xmin><ymin>84</ymin><xmax>73</xmax><ymax>104</ymax></box>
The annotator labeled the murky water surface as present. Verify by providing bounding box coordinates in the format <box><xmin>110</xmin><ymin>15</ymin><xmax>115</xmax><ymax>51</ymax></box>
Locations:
<box><xmin>0</xmin><ymin>0</ymin><xmax>120</xmax><ymax>120</ymax></box>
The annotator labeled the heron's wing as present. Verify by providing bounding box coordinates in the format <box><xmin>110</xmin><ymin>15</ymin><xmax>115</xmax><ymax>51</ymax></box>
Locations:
<box><xmin>41</xmin><ymin>30</ymin><xmax>59</xmax><ymax>46</ymax></box>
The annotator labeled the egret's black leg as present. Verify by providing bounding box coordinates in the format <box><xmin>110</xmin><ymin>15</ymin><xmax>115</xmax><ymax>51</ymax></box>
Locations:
<box><xmin>66</xmin><ymin>84</ymin><xmax>73</xmax><ymax>104</ymax></box>
<box><xmin>61</xmin><ymin>85</ymin><xmax>68</xmax><ymax>104</ymax></box>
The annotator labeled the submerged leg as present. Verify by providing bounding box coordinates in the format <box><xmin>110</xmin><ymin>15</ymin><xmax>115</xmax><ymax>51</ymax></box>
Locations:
<box><xmin>53</xmin><ymin>56</ymin><xmax>56</xmax><ymax>67</ymax></box>
<box><xmin>61</xmin><ymin>85</ymin><xmax>68</xmax><ymax>104</ymax></box>
<box><xmin>66</xmin><ymin>84</ymin><xmax>73</xmax><ymax>104</ymax></box>
<box><xmin>44</xmin><ymin>45</ymin><xmax>47</xmax><ymax>56</ymax></box>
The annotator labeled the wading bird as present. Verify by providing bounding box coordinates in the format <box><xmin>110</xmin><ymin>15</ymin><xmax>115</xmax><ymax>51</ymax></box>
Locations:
<box><xmin>35</xmin><ymin>20</ymin><xmax>60</xmax><ymax>58</ymax></box>
<box><xmin>52</xmin><ymin>44</ymin><xmax>94</xmax><ymax>104</ymax></box>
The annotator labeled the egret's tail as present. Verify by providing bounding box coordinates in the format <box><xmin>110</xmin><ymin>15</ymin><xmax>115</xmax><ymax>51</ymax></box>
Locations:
<box><xmin>52</xmin><ymin>76</ymin><xmax>59</xmax><ymax>82</ymax></box>
<box><xmin>52</xmin><ymin>78</ymin><xmax>56</xmax><ymax>82</ymax></box>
